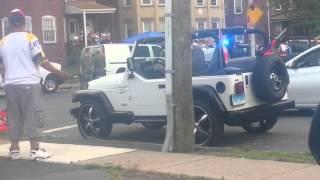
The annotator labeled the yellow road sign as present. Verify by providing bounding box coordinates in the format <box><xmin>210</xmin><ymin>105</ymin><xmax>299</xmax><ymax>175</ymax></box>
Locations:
<box><xmin>247</xmin><ymin>5</ymin><xmax>264</xmax><ymax>26</ymax></box>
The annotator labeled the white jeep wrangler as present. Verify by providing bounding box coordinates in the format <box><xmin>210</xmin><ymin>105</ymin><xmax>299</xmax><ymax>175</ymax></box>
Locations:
<box><xmin>71</xmin><ymin>28</ymin><xmax>294</xmax><ymax>146</ymax></box>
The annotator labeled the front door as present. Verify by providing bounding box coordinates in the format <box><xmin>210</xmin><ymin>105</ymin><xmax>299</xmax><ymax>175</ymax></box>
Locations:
<box><xmin>288</xmin><ymin>48</ymin><xmax>320</xmax><ymax>108</ymax></box>
<box><xmin>128</xmin><ymin>57</ymin><xmax>166</xmax><ymax>116</ymax></box>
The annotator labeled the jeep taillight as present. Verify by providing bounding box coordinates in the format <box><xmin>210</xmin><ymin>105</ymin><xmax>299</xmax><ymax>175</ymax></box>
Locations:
<box><xmin>235</xmin><ymin>82</ymin><xmax>245</xmax><ymax>95</ymax></box>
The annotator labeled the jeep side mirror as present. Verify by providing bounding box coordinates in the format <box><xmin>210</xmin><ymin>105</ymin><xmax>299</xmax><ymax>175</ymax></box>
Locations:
<box><xmin>127</xmin><ymin>57</ymin><xmax>134</xmax><ymax>78</ymax></box>
<box><xmin>309</xmin><ymin>104</ymin><xmax>320</xmax><ymax>165</ymax></box>
<box><xmin>286</xmin><ymin>61</ymin><xmax>294</xmax><ymax>69</ymax></box>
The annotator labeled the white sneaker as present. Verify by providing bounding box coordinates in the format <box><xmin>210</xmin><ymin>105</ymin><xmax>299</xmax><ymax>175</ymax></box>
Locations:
<box><xmin>8</xmin><ymin>150</ymin><xmax>20</xmax><ymax>160</ymax></box>
<box><xmin>30</xmin><ymin>148</ymin><xmax>52</xmax><ymax>160</ymax></box>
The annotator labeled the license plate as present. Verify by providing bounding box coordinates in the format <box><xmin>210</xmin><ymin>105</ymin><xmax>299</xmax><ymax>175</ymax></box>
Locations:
<box><xmin>231</xmin><ymin>94</ymin><xmax>246</xmax><ymax>106</ymax></box>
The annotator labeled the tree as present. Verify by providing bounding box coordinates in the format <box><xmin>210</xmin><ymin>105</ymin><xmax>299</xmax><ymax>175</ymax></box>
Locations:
<box><xmin>270</xmin><ymin>0</ymin><xmax>320</xmax><ymax>36</ymax></box>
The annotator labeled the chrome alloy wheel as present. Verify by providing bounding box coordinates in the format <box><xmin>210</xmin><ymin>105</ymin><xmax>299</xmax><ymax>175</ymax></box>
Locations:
<box><xmin>79</xmin><ymin>104</ymin><xmax>101</xmax><ymax>138</ymax></box>
<box><xmin>194</xmin><ymin>105</ymin><xmax>213</xmax><ymax>145</ymax></box>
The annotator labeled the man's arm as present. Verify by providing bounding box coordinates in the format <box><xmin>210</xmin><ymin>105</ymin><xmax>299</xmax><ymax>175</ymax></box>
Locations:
<box><xmin>33</xmin><ymin>54</ymin><xmax>68</xmax><ymax>81</ymax></box>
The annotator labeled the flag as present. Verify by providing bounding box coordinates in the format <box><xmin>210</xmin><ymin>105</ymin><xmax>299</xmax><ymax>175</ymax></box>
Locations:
<box><xmin>219</xmin><ymin>29</ymin><xmax>229</xmax><ymax>64</ymax></box>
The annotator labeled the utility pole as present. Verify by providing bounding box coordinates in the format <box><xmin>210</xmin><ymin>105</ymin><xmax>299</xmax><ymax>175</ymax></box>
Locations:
<box><xmin>162</xmin><ymin>0</ymin><xmax>194</xmax><ymax>152</ymax></box>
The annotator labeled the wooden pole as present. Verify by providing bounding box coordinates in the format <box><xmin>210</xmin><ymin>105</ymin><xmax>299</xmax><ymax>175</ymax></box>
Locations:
<box><xmin>162</xmin><ymin>0</ymin><xmax>194</xmax><ymax>152</ymax></box>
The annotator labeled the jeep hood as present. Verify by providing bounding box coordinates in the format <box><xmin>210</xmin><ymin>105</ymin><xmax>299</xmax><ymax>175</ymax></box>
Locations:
<box><xmin>88</xmin><ymin>73</ymin><xmax>127</xmax><ymax>90</ymax></box>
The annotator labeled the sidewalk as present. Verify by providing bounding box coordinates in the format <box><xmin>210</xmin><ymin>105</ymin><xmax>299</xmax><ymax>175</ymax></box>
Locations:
<box><xmin>0</xmin><ymin>140</ymin><xmax>319</xmax><ymax>180</ymax></box>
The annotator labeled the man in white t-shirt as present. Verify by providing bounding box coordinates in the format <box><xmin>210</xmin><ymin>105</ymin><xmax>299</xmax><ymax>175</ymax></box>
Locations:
<box><xmin>0</xmin><ymin>9</ymin><xmax>68</xmax><ymax>160</ymax></box>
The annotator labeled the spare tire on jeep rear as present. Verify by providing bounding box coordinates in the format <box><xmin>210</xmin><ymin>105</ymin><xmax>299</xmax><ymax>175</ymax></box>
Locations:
<box><xmin>253</xmin><ymin>55</ymin><xmax>289</xmax><ymax>102</ymax></box>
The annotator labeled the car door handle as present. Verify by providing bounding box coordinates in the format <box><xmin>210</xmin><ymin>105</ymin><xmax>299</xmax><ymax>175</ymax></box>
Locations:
<box><xmin>158</xmin><ymin>84</ymin><xmax>166</xmax><ymax>89</ymax></box>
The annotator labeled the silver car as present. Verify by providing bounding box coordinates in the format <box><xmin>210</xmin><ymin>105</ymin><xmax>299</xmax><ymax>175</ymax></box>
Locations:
<box><xmin>286</xmin><ymin>44</ymin><xmax>320</xmax><ymax>109</ymax></box>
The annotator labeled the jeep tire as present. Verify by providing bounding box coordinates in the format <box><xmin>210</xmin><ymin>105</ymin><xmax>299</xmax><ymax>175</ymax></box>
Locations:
<box><xmin>77</xmin><ymin>99</ymin><xmax>112</xmax><ymax>139</ymax></box>
<box><xmin>241</xmin><ymin>115</ymin><xmax>278</xmax><ymax>134</ymax></box>
<box><xmin>194</xmin><ymin>99</ymin><xmax>224</xmax><ymax>146</ymax></box>
<box><xmin>253</xmin><ymin>56</ymin><xmax>289</xmax><ymax>102</ymax></box>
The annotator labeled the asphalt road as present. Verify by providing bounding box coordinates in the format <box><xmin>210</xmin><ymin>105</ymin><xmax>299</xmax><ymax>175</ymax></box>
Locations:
<box><xmin>2</xmin><ymin>90</ymin><xmax>315</xmax><ymax>153</ymax></box>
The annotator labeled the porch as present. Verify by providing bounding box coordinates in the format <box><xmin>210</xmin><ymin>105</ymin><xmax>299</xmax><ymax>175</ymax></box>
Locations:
<box><xmin>65</xmin><ymin>1</ymin><xmax>117</xmax><ymax>47</ymax></box>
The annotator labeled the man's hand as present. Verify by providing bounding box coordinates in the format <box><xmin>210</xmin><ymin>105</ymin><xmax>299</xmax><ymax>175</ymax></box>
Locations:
<box><xmin>55</xmin><ymin>71</ymin><xmax>69</xmax><ymax>82</ymax></box>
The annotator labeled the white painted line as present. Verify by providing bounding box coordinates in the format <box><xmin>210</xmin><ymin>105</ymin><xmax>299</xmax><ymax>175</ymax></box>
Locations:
<box><xmin>43</xmin><ymin>124</ymin><xmax>77</xmax><ymax>134</ymax></box>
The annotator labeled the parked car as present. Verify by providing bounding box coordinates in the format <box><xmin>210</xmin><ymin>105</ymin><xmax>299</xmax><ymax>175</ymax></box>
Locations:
<box><xmin>0</xmin><ymin>62</ymin><xmax>63</xmax><ymax>93</ymax></box>
<box><xmin>80</xmin><ymin>43</ymin><xmax>165</xmax><ymax>89</ymax></box>
<box><xmin>286</xmin><ymin>44</ymin><xmax>320</xmax><ymax>109</ymax></box>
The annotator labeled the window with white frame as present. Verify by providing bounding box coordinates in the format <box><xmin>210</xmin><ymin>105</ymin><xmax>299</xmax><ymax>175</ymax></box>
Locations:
<box><xmin>159</xmin><ymin>0</ymin><xmax>165</xmax><ymax>6</ymax></box>
<box><xmin>196</xmin><ymin>19</ymin><xmax>206</xmax><ymax>30</ymax></box>
<box><xmin>142</xmin><ymin>19</ymin><xmax>154</xmax><ymax>32</ymax></box>
<box><xmin>1</xmin><ymin>17</ymin><xmax>9</xmax><ymax>37</ymax></box>
<box><xmin>234</xmin><ymin>0</ymin><xmax>243</xmax><ymax>14</ymax></box>
<box><xmin>275</xmin><ymin>0</ymin><xmax>282</xmax><ymax>10</ymax></box>
<box><xmin>42</xmin><ymin>16</ymin><xmax>57</xmax><ymax>43</ymax></box>
<box><xmin>124</xmin><ymin>0</ymin><xmax>132</xmax><ymax>7</ymax></box>
<box><xmin>211</xmin><ymin>0</ymin><xmax>218</xmax><ymax>6</ymax></box>
<box><xmin>196</xmin><ymin>0</ymin><xmax>205</xmax><ymax>6</ymax></box>
<box><xmin>141</xmin><ymin>0</ymin><xmax>152</xmax><ymax>6</ymax></box>
<box><xmin>25</xmin><ymin>16</ymin><xmax>32</xmax><ymax>33</ymax></box>
<box><xmin>124</xmin><ymin>20</ymin><xmax>133</xmax><ymax>39</ymax></box>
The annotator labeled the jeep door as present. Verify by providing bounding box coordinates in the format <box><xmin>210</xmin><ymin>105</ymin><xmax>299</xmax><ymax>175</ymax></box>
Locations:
<box><xmin>128</xmin><ymin>54</ymin><xmax>166</xmax><ymax>116</ymax></box>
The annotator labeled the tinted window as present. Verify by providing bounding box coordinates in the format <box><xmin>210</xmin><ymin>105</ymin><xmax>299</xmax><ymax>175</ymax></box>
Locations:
<box><xmin>296</xmin><ymin>49</ymin><xmax>320</xmax><ymax>68</ymax></box>
<box><xmin>133</xmin><ymin>46</ymin><xmax>150</xmax><ymax>57</ymax></box>
<box><xmin>152</xmin><ymin>46</ymin><xmax>165</xmax><ymax>57</ymax></box>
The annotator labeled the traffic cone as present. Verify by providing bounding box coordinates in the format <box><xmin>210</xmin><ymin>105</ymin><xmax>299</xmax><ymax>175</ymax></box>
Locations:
<box><xmin>0</xmin><ymin>110</ymin><xmax>8</xmax><ymax>132</ymax></box>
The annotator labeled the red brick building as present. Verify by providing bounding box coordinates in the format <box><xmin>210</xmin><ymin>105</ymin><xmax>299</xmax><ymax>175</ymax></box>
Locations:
<box><xmin>0</xmin><ymin>0</ymin><xmax>66</xmax><ymax>63</ymax></box>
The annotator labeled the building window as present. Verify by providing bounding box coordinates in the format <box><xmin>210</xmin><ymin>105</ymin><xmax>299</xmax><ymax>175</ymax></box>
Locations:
<box><xmin>275</xmin><ymin>0</ymin><xmax>282</xmax><ymax>10</ymax></box>
<box><xmin>1</xmin><ymin>17</ymin><xmax>9</xmax><ymax>37</ymax></box>
<box><xmin>124</xmin><ymin>0</ymin><xmax>132</xmax><ymax>7</ymax></box>
<box><xmin>141</xmin><ymin>0</ymin><xmax>152</xmax><ymax>6</ymax></box>
<box><xmin>159</xmin><ymin>17</ymin><xmax>165</xmax><ymax>32</ymax></box>
<box><xmin>159</xmin><ymin>0</ymin><xmax>165</xmax><ymax>6</ymax></box>
<box><xmin>142</xmin><ymin>19</ymin><xmax>154</xmax><ymax>32</ymax></box>
<box><xmin>196</xmin><ymin>19</ymin><xmax>206</xmax><ymax>30</ymax></box>
<box><xmin>211</xmin><ymin>0</ymin><xmax>218</xmax><ymax>6</ymax></box>
<box><xmin>124</xmin><ymin>20</ymin><xmax>133</xmax><ymax>39</ymax></box>
<box><xmin>196</xmin><ymin>0</ymin><xmax>205</xmax><ymax>7</ymax></box>
<box><xmin>234</xmin><ymin>0</ymin><xmax>243</xmax><ymax>14</ymax></box>
<box><xmin>42</xmin><ymin>16</ymin><xmax>57</xmax><ymax>43</ymax></box>
<box><xmin>224</xmin><ymin>1</ymin><xmax>229</xmax><ymax>15</ymax></box>
<box><xmin>211</xmin><ymin>21</ymin><xmax>219</xmax><ymax>29</ymax></box>
<box><xmin>235</xmin><ymin>35</ymin><xmax>244</xmax><ymax>43</ymax></box>
<box><xmin>25</xmin><ymin>16</ymin><xmax>32</xmax><ymax>33</ymax></box>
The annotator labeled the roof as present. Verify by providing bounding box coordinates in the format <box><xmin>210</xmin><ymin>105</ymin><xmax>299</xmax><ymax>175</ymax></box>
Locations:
<box><xmin>65</xmin><ymin>1</ymin><xmax>116</xmax><ymax>14</ymax></box>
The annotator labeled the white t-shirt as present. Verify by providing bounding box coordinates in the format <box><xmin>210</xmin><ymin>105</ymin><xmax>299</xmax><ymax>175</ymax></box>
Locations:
<box><xmin>0</xmin><ymin>32</ymin><xmax>44</xmax><ymax>85</ymax></box>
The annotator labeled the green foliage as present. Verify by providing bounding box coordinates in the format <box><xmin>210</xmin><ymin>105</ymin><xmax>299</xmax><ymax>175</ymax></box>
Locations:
<box><xmin>270</xmin><ymin>0</ymin><xmax>320</xmax><ymax>36</ymax></box>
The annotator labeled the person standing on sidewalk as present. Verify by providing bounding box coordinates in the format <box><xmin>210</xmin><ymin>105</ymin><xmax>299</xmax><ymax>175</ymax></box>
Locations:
<box><xmin>0</xmin><ymin>9</ymin><xmax>68</xmax><ymax>160</ymax></box>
